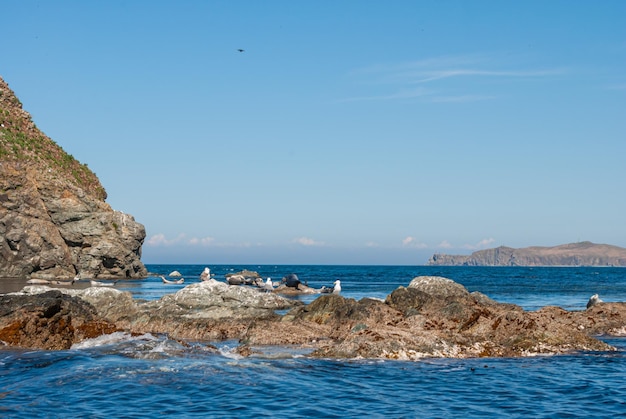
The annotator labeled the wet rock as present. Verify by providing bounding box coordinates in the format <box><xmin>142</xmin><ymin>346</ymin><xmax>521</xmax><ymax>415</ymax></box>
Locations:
<box><xmin>19</xmin><ymin>285</ymin><xmax>139</xmax><ymax>326</ymax></box>
<box><xmin>9</xmin><ymin>280</ymin><xmax>302</xmax><ymax>344</ymax></box>
<box><xmin>386</xmin><ymin>276</ymin><xmax>487</xmax><ymax>322</ymax></box>
<box><xmin>0</xmin><ymin>290</ymin><xmax>119</xmax><ymax>350</ymax></box>
<box><xmin>3</xmin><ymin>276</ymin><xmax>625</xmax><ymax>359</ymax></box>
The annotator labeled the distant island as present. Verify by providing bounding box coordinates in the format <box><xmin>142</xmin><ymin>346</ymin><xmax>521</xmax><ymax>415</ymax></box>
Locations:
<box><xmin>427</xmin><ymin>242</ymin><xmax>626</xmax><ymax>267</ymax></box>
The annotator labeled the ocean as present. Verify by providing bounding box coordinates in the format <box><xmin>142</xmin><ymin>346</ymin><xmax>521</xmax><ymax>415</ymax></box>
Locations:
<box><xmin>1</xmin><ymin>265</ymin><xmax>625</xmax><ymax>418</ymax></box>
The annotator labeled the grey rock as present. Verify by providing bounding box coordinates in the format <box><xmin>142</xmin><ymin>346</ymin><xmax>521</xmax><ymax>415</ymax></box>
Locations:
<box><xmin>153</xmin><ymin>279</ymin><xmax>300</xmax><ymax>319</ymax></box>
<box><xmin>407</xmin><ymin>276</ymin><xmax>470</xmax><ymax>298</ymax></box>
<box><xmin>0</xmin><ymin>76</ymin><xmax>147</xmax><ymax>280</ymax></box>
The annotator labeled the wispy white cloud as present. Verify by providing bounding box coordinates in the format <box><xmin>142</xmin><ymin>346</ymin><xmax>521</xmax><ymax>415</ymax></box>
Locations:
<box><xmin>405</xmin><ymin>68</ymin><xmax>565</xmax><ymax>84</ymax></box>
<box><xmin>339</xmin><ymin>87</ymin><xmax>430</xmax><ymax>103</ymax></box>
<box><xmin>365</xmin><ymin>241</ymin><xmax>379</xmax><ymax>248</ymax></box>
<box><xmin>402</xmin><ymin>236</ymin><xmax>428</xmax><ymax>248</ymax></box>
<box><xmin>437</xmin><ymin>240</ymin><xmax>453</xmax><ymax>249</ymax></box>
<box><xmin>345</xmin><ymin>54</ymin><xmax>566</xmax><ymax>103</ymax></box>
<box><xmin>361</xmin><ymin>54</ymin><xmax>565</xmax><ymax>83</ymax></box>
<box><xmin>146</xmin><ymin>233</ymin><xmax>186</xmax><ymax>246</ymax></box>
<box><xmin>147</xmin><ymin>234</ymin><xmax>254</xmax><ymax>248</ymax></box>
<box><xmin>188</xmin><ymin>236</ymin><xmax>215</xmax><ymax>246</ymax></box>
<box><xmin>607</xmin><ymin>83</ymin><xmax>626</xmax><ymax>91</ymax></box>
<box><xmin>293</xmin><ymin>237</ymin><xmax>325</xmax><ymax>246</ymax></box>
<box><xmin>477</xmin><ymin>238</ymin><xmax>496</xmax><ymax>247</ymax></box>
<box><xmin>462</xmin><ymin>238</ymin><xmax>496</xmax><ymax>250</ymax></box>
<box><xmin>430</xmin><ymin>95</ymin><xmax>496</xmax><ymax>103</ymax></box>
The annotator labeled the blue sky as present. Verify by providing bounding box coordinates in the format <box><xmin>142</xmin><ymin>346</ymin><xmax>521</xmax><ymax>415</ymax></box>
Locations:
<box><xmin>2</xmin><ymin>1</ymin><xmax>625</xmax><ymax>265</ymax></box>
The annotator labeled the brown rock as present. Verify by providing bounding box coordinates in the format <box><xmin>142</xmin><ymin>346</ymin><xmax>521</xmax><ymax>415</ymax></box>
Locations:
<box><xmin>4</xmin><ymin>277</ymin><xmax>625</xmax><ymax>359</ymax></box>
<box><xmin>0</xmin><ymin>290</ymin><xmax>119</xmax><ymax>349</ymax></box>
<box><xmin>0</xmin><ymin>76</ymin><xmax>147</xmax><ymax>280</ymax></box>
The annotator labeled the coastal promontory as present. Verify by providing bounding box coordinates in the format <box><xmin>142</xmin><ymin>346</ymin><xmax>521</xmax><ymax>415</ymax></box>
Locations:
<box><xmin>0</xmin><ymin>76</ymin><xmax>147</xmax><ymax>280</ymax></box>
<box><xmin>428</xmin><ymin>242</ymin><xmax>626</xmax><ymax>267</ymax></box>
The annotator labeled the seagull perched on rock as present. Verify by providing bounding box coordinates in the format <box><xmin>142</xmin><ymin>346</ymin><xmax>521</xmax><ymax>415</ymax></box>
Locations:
<box><xmin>586</xmin><ymin>293</ymin><xmax>603</xmax><ymax>309</ymax></box>
<box><xmin>200</xmin><ymin>267</ymin><xmax>211</xmax><ymax>281</ymax></box>
<box><xmin>90</xmin><ymin>280</ymin><xmax>118</xmax><ymax>287</ymax></box>
<box><xmin>260</xmin><ymin>277</ymin><xmax>275</xmax><ymax>292</ymax></box>
<box><xmin>332</xmin><ymin>279</ymin><xmax>341</xmax><ymax>294</ymax></box>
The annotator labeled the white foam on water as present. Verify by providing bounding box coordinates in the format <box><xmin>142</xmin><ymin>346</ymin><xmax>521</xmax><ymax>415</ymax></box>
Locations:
<box><xmin>71</xmin><ymin>332</ymin><xmax>158</xmax><ymax>350</ymax></box>
<box><xmin>214</xmin><ymin>341</ymin><xmax>244</xmax><ymax>360</ymax></box>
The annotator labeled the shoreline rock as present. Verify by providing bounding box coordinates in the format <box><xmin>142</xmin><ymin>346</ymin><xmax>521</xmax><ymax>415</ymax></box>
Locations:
<box><xmin>2</xmin><ymin>276</ymin><xmax>625</xmax><ymax>360</ymax></box>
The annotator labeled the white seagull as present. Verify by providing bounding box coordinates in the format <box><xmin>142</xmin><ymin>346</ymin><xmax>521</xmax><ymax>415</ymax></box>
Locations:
<box><xmin>90</xmin><ymin>280</ymin><xmax>117</xmax><ymax>287</ymax></box>
<box><xmin>332</xmin><ymin>280</ymin><xmax>341</xmax><ymax>294</ymax></box>
<box><xmin>261</xmin><ymin>277</ymin><xmax>275</xmax><ymax>292</ymax></box>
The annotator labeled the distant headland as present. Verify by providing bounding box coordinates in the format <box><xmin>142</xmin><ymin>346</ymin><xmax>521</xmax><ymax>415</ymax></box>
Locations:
<box><xmin>427</xmin><ymin>242</ymin><xmax>626</xmax><ymax>267</ymax></box>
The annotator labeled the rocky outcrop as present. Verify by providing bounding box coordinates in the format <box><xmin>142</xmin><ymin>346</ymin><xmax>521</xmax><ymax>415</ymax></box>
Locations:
<box><xmin>12</xmin><ymin>279</ymin><xmax>301</xmax><ymax>344</ymax></box>
<box><xmin>247</xmin><ymin>276</ymin><xmax>620</xmax><ymax>359</ymax></box>
<box><xmin>428</xmin><ymin>242</ymin><xmax>626</xmax><ymax>266</ymax></box>
<box><xmin>0</xmin><ymin>290</ymin><xmax>119</xmax><ymax>350</ymax></box>
<box><xmin>0</xmin><ymin>76</ymin><xmax>147</xmax><ymax>279</ymax></box>
<box><xmin>4</xmin><ymin>277</ymin><xmax>625</xmax><ymax>359</ymax></box>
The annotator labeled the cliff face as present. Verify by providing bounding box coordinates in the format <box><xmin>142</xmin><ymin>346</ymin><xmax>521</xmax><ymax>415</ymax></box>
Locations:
<box><xmin>428</xmin><ymin>242</ymin><xmax>626</xmax><ymax>267</ymax></box>
<box><xmin>0</xmin><ymin>76</ymin><xmax>147</xmax><ymax>279</ymax></box>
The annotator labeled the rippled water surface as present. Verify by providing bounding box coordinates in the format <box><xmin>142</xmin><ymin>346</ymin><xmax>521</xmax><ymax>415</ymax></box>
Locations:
<box><xmin>1</xmin><ymin>265</ymin><xmax>625</xmax><ymax>418</ymax></box>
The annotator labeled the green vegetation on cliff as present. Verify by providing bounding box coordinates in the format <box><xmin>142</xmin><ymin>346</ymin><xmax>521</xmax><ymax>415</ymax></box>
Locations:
<box><xmin>0</xmin><ymin>77</ymin><xmax>106</xmax><ymax>201</ymax></box>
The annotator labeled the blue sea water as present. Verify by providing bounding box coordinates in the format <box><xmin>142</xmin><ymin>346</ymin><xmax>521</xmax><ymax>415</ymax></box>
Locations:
<box><xmin>1</xmin><ymin>265</ymin><xmax>626</xmax><ymax>418</ymax></box>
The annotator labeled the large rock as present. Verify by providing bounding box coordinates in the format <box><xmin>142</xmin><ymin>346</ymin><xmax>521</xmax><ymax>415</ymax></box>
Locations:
<box><xmin>246</xmin><ymin>276</ymin><xmax>623</xmax><ymax>359</ymax></box>
<box><xmin>150</xmin><ymin>279</ymin><xmax>300</xmax><ymax>319</ymax></box>
<box><xmin>11</xmin><ymin>280</ymin><xmax>302</xmax><ymax>343</ymax></box>
<box><xmin>0</xmin><ymin>76</ymin><xmax>147</xmax><ymax>280</ymax></box>
<box><xmin>0</xmin><ymin>290</ymin><xmax>119</xmax><ymax>349</ymax></box>
<box><xmin>19</xmin><ymin>285</ymin><xmax>140</xmax><ymax>327</ymax></box>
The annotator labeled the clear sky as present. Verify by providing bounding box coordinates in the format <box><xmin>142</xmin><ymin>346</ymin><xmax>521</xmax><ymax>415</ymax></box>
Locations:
<box><xmin>2</xmin><ymin>1</ymin><xmax>625</xmax><ymax>265</ymax></box>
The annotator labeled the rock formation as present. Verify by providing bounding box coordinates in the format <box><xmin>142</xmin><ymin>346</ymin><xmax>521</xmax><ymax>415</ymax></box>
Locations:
<box><xmin>428</xmin><ymin>242</ymin><xmax>626</xmax><ymax>266</ymax></box>
<box><xmin>0</xmin><ymin>290</ymin><xmax>119</xmax><ymax>350</ymax></box>
<box><xmin>0</xmin><ymin>76</ymin><xmax>147</xmax><ymax>279</ymax></box>
<box><xmin>2</xmin><ymin>277</ymin><xmax>625</xmax><ymax>360</ymax></box>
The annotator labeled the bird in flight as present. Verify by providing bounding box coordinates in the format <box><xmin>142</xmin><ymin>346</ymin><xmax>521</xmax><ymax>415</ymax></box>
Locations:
<box><xmin>237</xmin><ymin>49</ymin><xmax>245</xmax><ymax>52</ymax></box>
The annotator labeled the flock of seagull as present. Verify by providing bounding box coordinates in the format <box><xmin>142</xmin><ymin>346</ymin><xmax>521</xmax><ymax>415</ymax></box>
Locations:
<box><xmin>26</xmin><ymin>276</ymin><xmax>119</xmax><ymax>287</ymax></box>
<box><xmin>25</xmin><ymin>267</ymin><xmax>342</xmax><ymax>295</ymax></box>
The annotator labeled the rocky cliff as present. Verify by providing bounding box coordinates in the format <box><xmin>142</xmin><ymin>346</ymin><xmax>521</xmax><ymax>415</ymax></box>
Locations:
<box><xmin>0</xmin><ymin>76</ymin><xmax>147</xmax><ymax>279</ymax></box>
<box><xmin>428</xmin><ymin>242</ymin><xmax>626</xmax><ymax>266</ymax></box>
